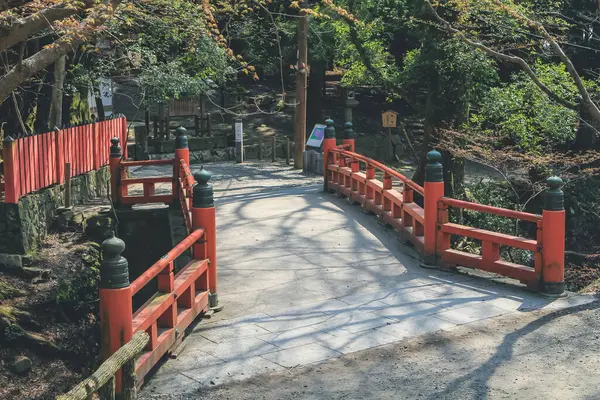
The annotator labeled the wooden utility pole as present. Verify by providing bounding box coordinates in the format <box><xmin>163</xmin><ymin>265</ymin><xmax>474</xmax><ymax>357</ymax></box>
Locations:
<box><xmin>294</xmin><ymin>0</ymin><xmax>308</xmax><ymax>169</ymax></box>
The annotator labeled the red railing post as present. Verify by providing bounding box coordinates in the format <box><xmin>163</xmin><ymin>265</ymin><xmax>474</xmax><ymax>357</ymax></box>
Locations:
<box><xmin>191</xmin><ymin>168</ymin><xmax>221</xmax><ymax>311</ymax></box>
<box><xmin>99</xmin><ymin>232</ymin><xmax>133</xmax><ymax>393</ymax></box>
<box><xmin>322</xmin><ymin>118</ymin><xmax>337</xmax><ymax>192</ymax></box>
<box><xmin>109</xmin><ymin>137</ymin><xmax>122</xmax><ymax>207</ymax></box>
<box><xmin>541</xmin><ymin>177</ymin><xmax>565</xmax><ymax>295</ymax></box>
<box><xmin>343</xmin><ymin>121</ymin><xmax>356</xmax><ymax>152</ymax></box>
<box><xmin>423</xmin><ymin>150</ymin><xmax>444</xmax><ymax>265</ymax></box>
<box><xmin>3</xmin><ymin>136</ymin><xmax>19</xmax><ymax>203</ymax></box>
<box><xmin>174</xmin><ymin>127</ymin><xmax>190</xmax><ymax>206</ymax></box>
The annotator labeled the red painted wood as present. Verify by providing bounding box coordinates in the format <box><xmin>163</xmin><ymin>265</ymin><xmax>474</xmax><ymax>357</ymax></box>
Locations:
<box><xmin>441</xmin><ymin>223</ymin><xmax>538</xmax><ymax>252</ymax></box>
<box><xmin>441</xmin><ymin>197</ymin><xmax>541</xmax><ymax>223</ymax></box>
<box><xmin>56</xmin><ymin>129</ymin><xmax>64</xmax><ymax>184</ymax></box>
<box><xmin>3</xmin><ymin>139</ymin><xmax>19</xmax><ymax>203</ymax></box>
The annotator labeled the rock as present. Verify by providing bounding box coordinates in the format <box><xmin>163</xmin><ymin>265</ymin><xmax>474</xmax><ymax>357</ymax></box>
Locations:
<box><xmin>84</xmin><ymin>213</ymin><xmax>116</xmax><ymax>242</ymax></box>
<box><xmin>0</xmin><ymin>253</ymin><xmax>23</xmax><ymax>271</ymax></box>
<box><xmin>11</xmin><ymin>356</ymin><xmax>32</xmax><ymax>374</ymax></box>
<box><xmin>0</xmin><ymin>279</ymin><xmax>26</xmax><ymax>300</ymax></box>
<box><xmin>16</xmin><ymin>267</ymin><xmax>50</xmax><ymax>280</ymax></box>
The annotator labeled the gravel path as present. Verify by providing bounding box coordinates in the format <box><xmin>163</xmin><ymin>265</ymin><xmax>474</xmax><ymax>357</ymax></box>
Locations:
<box><xmin>142</xmin><ymin>301</ymin><xmax>600</xmax><ymax>400</ymax></box>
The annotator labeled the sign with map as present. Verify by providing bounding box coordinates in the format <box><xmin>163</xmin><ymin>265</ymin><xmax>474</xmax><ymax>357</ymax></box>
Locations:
<box><xmin>306</xmin><ymin>124</ymin><xmax>326</xmax><ymax>148</ymax></box>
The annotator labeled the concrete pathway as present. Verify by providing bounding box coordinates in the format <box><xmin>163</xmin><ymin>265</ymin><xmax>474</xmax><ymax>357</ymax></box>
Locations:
<box><xmin>137</xmin><ymin>162</ymin><xmax>594</xmax><ymax>398</ymax></box>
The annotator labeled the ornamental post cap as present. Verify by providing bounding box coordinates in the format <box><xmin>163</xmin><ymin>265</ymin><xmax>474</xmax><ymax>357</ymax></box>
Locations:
<box><xmin>194</xmin><ymin>167</ymin><xmax>212</xmax><ymax>185</ymax></box>
<box><xmin>546</xmin><ymin>176</ymin><xmax>563</xmax><ymax>189</ymax></box>
<box><xmin>426</xmin><ymin>150</ymin><xmax>442</xmax><ymax>163</ymax></box>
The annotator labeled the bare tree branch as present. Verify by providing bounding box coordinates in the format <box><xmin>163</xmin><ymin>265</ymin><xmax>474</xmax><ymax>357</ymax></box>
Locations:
<box><xmin>0</xmin><ymin>2</ymin><xmax>94</xmax><ymax>52</ymax></box>
<box><xmin>423</xmin><ymin>1</ymin><xmax>579</xmax><ymax>111</ymax></box>
<box><xmin>490</xmin><ymin>0</ymin><xmax>600</xmax><ymax>126</ymax></box>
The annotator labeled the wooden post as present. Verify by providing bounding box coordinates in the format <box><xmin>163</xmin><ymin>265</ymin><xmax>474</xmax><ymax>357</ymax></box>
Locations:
<box><xmin>99</xmin><ymin>233</ymin><xmax>132</xmax><ymax>393</ymax></box>
<box><xmin>109</xmin><ymin>138</ymin><xmax>122</xmax><ymax>207</ymax></box>
<box><xmin>174</xmin><ymin>127</ymin><xmax>190</xmax><ymax>207</ymax></box>
<box><xmin>286</xmin><ymin>138</ymin><xmax>290</xmax><ymax>165</ymax></box>
<box><xmin>542</xmin><ymin>177</ymin><xmax>565</xmax><ymax>295</ymax></box>
<box><xmin>258</xmin><ymin>138</ymin><xmax>262</xmax><ymax>161</ymax></box>
<box><xmin>3</xmin><ymin>136</ymin><xmax>19</xmax><ymax>204</ymax></box>
<box><xmin>165</xmin><ymin>116</ymin><xmax>170</xmax><ymax>140</ymax></box>
<box><xmin>423</xmin><ymin>150</ymin><xmax>444</xmax><ymax>265</ymax></box>
<box><xmin>194</xmin><ymin>115</ymin><xmax>200</xmax><ymax>137</ymax></box>
<box><xmin>343</xmin><ymin>122</ymin><xmax>356</xmax><ymax>152</ymax></box>
<box><xmin>206</xmin><ymin>113</ymin><xmax>212</xmax><ymax>137</ymax></box>
<box><xmin>388</xmin><ymin>127</ymin><xmax>393</xmax><ymax>162</ymax></box>
<box><xmin>271</xmin><ymin>136</ymin><xmax>276</xmax><ymax>162</ymax></box>
<box><xmin>294</xmin><ymin>0</ymin><xmax>308</xmax><ymax>169</ymax></box>
<box><xmin>322</xmin><ymin>118</ymin><xmax>337</xmax><ymax>192</ymax></box>
<box><xmin>192</xmin><ymin>169</ymin><xmax>222</xmax><ymax>311</ymax></box>
<box><xmin>64</xmin><ymin>162</ymin><xmax>72</xmax><ymax>208</ymax></box>
<box><xmin>145</xmin><ymin>109</ymin><xmax>150</xmax><ymax>137</ymax></box>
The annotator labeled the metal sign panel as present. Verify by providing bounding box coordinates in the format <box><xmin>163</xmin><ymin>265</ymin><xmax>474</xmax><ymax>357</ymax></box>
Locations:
<box><xmin>306</xmin><ymin>124</ymin><xmax>326</xmax><ymax>148</ymax></box>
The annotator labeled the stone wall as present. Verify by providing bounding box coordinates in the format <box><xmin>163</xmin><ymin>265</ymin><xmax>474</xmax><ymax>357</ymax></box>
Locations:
<box><xmin>0</xmin><ymin>167</ymin><xmax>110</xmax><ymax>255</ymax></box>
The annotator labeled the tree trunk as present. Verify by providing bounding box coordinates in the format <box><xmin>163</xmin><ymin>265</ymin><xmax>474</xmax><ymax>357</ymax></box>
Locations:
<box><xmin>34</xmin><ymin>69</ymin><xmax>54</xmax><ymax>133</ymax></box>
<box><xmin>93</xmin><ymin>81</ymin><xmax>105</xmax><ymax>121</ymax></box>
<box><xmin>50</xmin><ymin>55</ymin><xmax>66</xmax><ymax>129</ymax></box>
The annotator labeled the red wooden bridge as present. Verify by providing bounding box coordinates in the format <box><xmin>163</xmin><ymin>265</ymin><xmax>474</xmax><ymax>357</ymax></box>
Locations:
<box><xmin>48</xmin><ymin>118</ymin><xmax>576</xmax><ymax>399</ymax></box>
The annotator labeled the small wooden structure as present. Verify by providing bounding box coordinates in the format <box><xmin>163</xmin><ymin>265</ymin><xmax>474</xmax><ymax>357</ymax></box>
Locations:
<box><xmin>145</xmin><ymin>96</ymin><xmax>212</xmax><ymax>140</ymax></box>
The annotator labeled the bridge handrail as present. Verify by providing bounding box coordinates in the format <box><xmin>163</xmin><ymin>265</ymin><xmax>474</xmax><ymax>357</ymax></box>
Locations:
<box><xmin>57</xmin><ymin>331</ymin><xmax>149</xmax><ymax>400</ymax></box>
<box><xmin>329</xmin><ymin>148</ymin><xmax>425</xmax><ymax>194</ymax></box>
<box><xmin>120</xmin><ymin>159</ymin><xmax>174</xmax><ymax>167</ymax></box>
<box><xmin>440</xmin><ymin>197</ymin><xmax>542</xmax><ymax>223</ymax></box>
<box><xmin>322</xmin><ymin>119</ymin><xmax>565</xmax><ymax>296</ymax></box>
<box><xmin>100</xmin><ymin>127</ymin><xmax>220</xmax><ymax>393</ymax></box>
<box><xmin>178</xmin><ymin>159</ymin><xmax>194</xmax><ymax>233</ymax></box>
<box><xmin>130</xmin><ymin>228</ymin><xmax>205</xmax><ymax>296</ymax></box>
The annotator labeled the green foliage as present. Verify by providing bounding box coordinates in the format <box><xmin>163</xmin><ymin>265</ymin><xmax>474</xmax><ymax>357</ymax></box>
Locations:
<box><xmin>139</xmin><ymin>61</ymin><xmax>212</xmax><ymax>105</ymax></box>
<box><xmin>56</xmin><ymin>244</ymin><xmax>101</xmax><ymax>317</ymax></box>
<box><xmin>469</xmin><ymin>62</ymin><xmax>580</xmax><ymax>152</ymax></box>
<box><xmin>400</xmin><ymin>38</ymin><xmax>498</xmax><ymax>122</ymax></box>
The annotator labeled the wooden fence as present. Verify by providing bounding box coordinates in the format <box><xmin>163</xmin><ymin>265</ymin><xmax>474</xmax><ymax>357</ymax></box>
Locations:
<box><xmin>2</xmin><ymin>116</ymin><xmax>128</xmax><ymax>204</ymax></box>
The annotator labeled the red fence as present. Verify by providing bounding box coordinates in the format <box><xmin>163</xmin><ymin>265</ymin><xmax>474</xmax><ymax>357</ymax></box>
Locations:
<box><xmin>322</xmin><ymin>119</ymin><xmax>565</xmax><ymax>295</ymax></box>
<box><xmin>2</xmin><ymin>116</ymin><xmax>128</xmax><ymax>204</ymax></box>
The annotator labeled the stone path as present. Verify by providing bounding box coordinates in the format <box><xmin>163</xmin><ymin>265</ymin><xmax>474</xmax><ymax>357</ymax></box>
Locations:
<box><xmin>138</xmin><ymin>161</ymin><xmax>594</xmax><ymax>398</ymax></box>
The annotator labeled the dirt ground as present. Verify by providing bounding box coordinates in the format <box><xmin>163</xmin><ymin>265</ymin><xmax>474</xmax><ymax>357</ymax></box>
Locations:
<box><xmin>142</xmin><ymin>300</ymin><xmax>600</xmax><ymax>400</ymax></box>
<box><xmin>0</xmin><ymin>230</ymin><xmax>102</xmax><ymax>400</ymax></box>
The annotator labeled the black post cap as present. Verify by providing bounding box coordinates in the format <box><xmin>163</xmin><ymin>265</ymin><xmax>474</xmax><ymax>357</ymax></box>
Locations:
<box><xmin>193</xmin><ymin>167</ymin><xmax>214</xmax><ymax>208</ymax></box>
<box><xmin>325</xmin><ymin>118</ymin><xmax>336</xmax><ymax>139</ymax></box>
<box><xmin>425</xmin><ymin>150</ymin><xmax>443</xmax><ymax>183</ymax></box>
<box><xmin>544</xmin><ymin>176</ymin><xmax>564</xmax><ymax>211</ymax></box>
<box><xmin>100</xmin><ymin>231</ymin><xmax>130</xmax><ymax>289</ymax></box>
<box><xmin>343</xmin><ymin>121</ymin><xmax>355</xmax><ymax>139</ymax></box>
<box><xmin>175</xmin><ymin>126</ymin><xmax>188</xmax><ymax>149</ymax></box>
<box><xmin>110</xmin><ymin>137</ymin><xmax>122</xmax><ymax>157</ymax></box>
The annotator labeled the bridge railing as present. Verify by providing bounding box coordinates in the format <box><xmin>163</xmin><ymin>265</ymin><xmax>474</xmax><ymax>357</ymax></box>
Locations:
<box><xmin>109</xmin><ymin>126</ymin><xmax>193</xmax><ymax>209</ymax></box>
<box><xmin>322</xmin><ymin>118</ymin><xmax>565</xmax><ymax>295</ymax></box>
<box><xmin>97</xmin><ymin>126</ymin><xmax>220</xmax><ymax>394</ymax></box>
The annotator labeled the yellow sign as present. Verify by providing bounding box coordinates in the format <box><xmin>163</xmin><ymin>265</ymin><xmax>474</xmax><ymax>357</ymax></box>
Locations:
<box><xmin>382</xmin><ymin>111</ymin><xmax>397</xmax><ymax>128</ymax></box>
